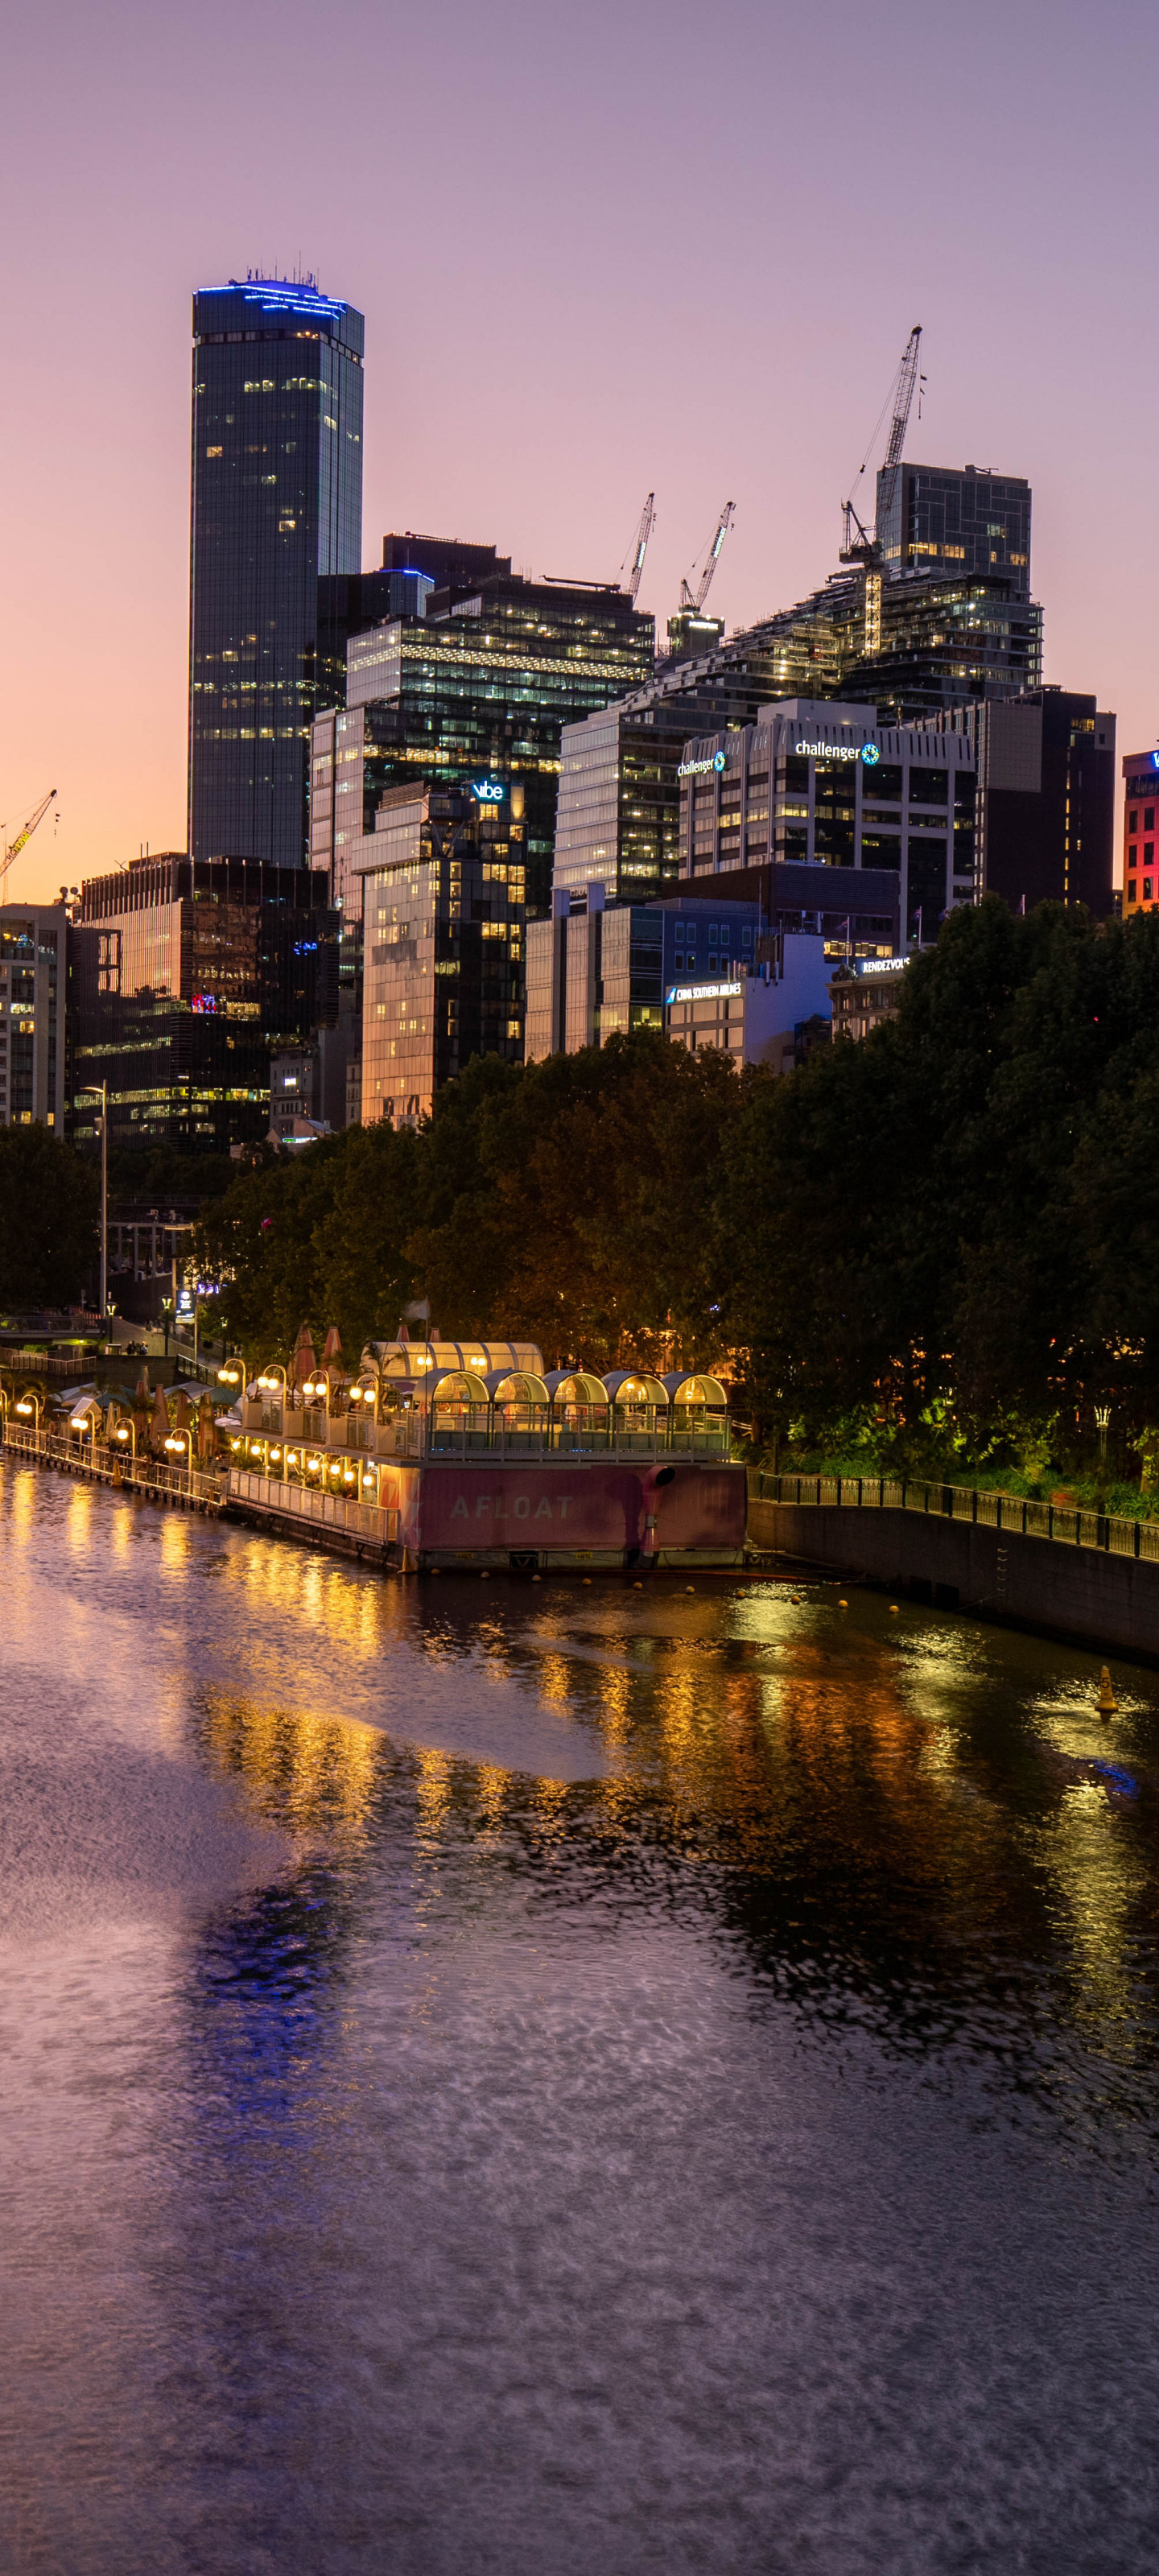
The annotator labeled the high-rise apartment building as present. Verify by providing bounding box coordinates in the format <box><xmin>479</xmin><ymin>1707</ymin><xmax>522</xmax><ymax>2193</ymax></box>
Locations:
<box><xmin>69</xmin><ymin>856</ymin><xmax>337</xmax><ymax>1154</ymax></box>
<box><xmin>875</xmin><ymin>463</ymin><xmax>1032</xmax><ymax>591</ymax></box>
<box><xmin>0</xmin><ymin>906</ymin><xmax>66</xmax><ymax>1130</ymax></box>
<box><xmin>188</xmin><ymin>275</ymin><xmax>365</xmax><ymax>865</ymax></box>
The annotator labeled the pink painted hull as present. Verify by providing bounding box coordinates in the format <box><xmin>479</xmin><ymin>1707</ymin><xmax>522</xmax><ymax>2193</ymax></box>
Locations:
<box><xmin>380</xmin><ymin>1458</ymin><xmax>746</xmax><ymax>1567</ymax></box>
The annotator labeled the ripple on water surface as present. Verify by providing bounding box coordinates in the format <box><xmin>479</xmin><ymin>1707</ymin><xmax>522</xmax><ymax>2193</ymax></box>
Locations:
<box><xmin>2</xmin><ymin>1462</ymin><xmax>1159</xmax><ymax>2574</ymax></box>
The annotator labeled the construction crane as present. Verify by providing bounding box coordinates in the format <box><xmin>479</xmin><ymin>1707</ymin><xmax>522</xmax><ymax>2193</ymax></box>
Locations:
<box><xmin>0</xmin><ymin>787</ymin><xmax>57</xmax><ymax>894</ymax></box>
<box><xmin>841</xmin><ymin>326</ymin><xmax>924</xmax><ymax>564</ymax></box>
<box><xmin>666</xmin><ymin>502</ymin><xmax>736</xmax><ymax>662</ymax></box>
<box><xmin>677</xmin><ymin>500</ymin><xmax>736</xmax><ymax>615</ymax></box>
<box><xmin>621</xmin><ymin>491</ymin><xmax>655</xmax><ymax>602</ymax></box>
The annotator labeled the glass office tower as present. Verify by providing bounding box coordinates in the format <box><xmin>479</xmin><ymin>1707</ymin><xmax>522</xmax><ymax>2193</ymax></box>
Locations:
<box><xmin>188</xmin><ymin>276</ymin><xmax>365</xmax><ymax>865</ymax></box>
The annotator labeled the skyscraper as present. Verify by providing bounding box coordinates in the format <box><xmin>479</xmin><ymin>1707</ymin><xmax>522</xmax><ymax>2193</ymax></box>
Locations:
<box><xmin>188</xmin><ymin>275</ymin><xmax>365</xmax><ymax>865</ymax></box>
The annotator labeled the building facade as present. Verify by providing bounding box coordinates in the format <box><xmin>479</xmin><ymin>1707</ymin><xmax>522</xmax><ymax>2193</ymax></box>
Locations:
<box><xmin>358</xmin><ymin>785</ymin><xmax>523</xmax><ymax>1126</ymax></box>
<box><xmin>308</xmin><ymin>568</ymin><xmax>655</xmax><ymax>923</ymax></box>
<box><xmin>827</xmin><ymin>954</ymin><xmax>911</xmax><ymax>1041</ymax></box>
<box><xmin>676</xmin><ymin>700</ymin><xmax>975</xmax><ymax>947</ymax></box>
<box><xmin>975</xmin><ymin>691</ymin><xmax>1115</xmax><ymax>914</ymax></box>
<box><xmin>188</xmin><ymin>276</ymin><xmax>365</xmax><ymax>865</ymax></box>
<box><xmin>1122</xmin><ymin>749</ymin><xmax>1159</xmax><ymax>915</ymax></box>
<box><xmin>0</xmin><ymin>904</ymin><xmax>66</xmax><ymax>1130</ymax></box>
<box><xmin>69</xmin><ymin>856</ymin><xmax>337</xmax><ymax>1154</ymax></box>
<box><xmin>525</xmin><ymin>888</ymin><xmax>763</xmax><ymax>1059</ymax></box>
<box><xmin>874</xmin><ymin>463</ymin><xmax>1031</xmax><ymax>590</ymax></box>
<box><xmin>665</xmin><ymin>932</ymin><xmax>832</xmax><ymax>1074</ymax></box>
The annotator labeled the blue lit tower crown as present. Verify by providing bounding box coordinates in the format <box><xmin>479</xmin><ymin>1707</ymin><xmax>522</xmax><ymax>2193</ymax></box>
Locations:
<box><xmin>188</xmin><ymin>276</ymin><xmax>365</xmax><ymax>865</ymax></box>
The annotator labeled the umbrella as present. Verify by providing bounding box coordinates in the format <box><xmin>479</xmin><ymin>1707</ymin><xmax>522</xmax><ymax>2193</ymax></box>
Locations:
<box><xmin>173</xmin><ymin>1389</ymin><xmax>194</xmax><ymax>1433</ymax></box>
<box><xmin>196</xmin><ymin>1393</ymin><xmax>217</xmax><ymax>1465</ymax></box>
<box><xmin>150</xmin><ymin>1386</ymin><xmax>171</xmax><ymax>1455</ymax></box>
<box><xmin>322</xmin><ymin>1325</ymin><xmax>343</xmax><ymax>1364</ymax></box>
<box><xmin>135</xmin><ymin>1364</ymin><xmax>150</xmax><ymax>1402</ymax></box>
<box><xmin>291</xmin><ymin>1323</ymin><xmax>316</xmax><ymax>1389</ymax></box>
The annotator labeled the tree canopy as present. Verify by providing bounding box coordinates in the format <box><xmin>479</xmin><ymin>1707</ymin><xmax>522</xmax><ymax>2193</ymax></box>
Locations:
<box><xmin>194</xmin><ymin>902</ymin><xmax>1159</xmax><ymax>1459</ymax></box>
<box><xmin>0</xmin><ymin>1128</ymin><xmax>98</xmax><ymax>1311</ymax></box>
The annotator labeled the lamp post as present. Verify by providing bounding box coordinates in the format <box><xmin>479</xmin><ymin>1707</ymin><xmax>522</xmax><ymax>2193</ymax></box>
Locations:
<box><xmin>163</xmin><ymin>1426</ymin><xmax>192</xmax><ymax>1493</ymax></box>
<box><xmin>77</xmin><ymin>1082</ymin><xmax>108</xmax><ymax>1319</ymax></box>
<box><xmin>14</xmin><ymin>1389</ymin><xmax>44</xmax><ymax>1434</ymax></box>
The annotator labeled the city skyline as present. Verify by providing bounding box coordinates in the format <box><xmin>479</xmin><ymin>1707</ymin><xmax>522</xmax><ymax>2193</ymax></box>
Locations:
<box><xmin>4</xmin><ymin>0</ymin><xmax>1157</xmax><ymax>902</ymax></box>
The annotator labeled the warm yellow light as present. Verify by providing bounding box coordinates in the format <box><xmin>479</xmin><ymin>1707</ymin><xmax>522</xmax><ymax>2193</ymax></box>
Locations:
<box><xmin>230</xmin><ymin>1437</ymin><xmax>241</xmax><ymax>1451</ymax></box>
<box><xmin>269</xmin><ymin>1445</ymin><xmax>282</xmax><ymax>1462</ymax></box>
<box><xmin>286</xmin><ymin>1448</ymin><xmax>298</xmax><ymax>1465</ymax></box>
<box><xmin>307</xmin><ymin>1454</ymin><xmax>321</xmax><ymax>1472</ymax></box>
<box><xmin>15</xmin><ymin>1400</ymin><xmax>32</xmax><ymax>1416</ymax></box>
<box><xmin>257</xmin><ymin>1372</ymin><xmax>280</xmax><ymax>1392</ymax></box>
<box><xmin>361</xmin><ymin>1472</ymin><xmax>375</xmax><ymax>1487</ymax></box>
<box><xmin>116</xmin><ymin>1427</ymin><xmax>130</xmax><ymax>1443</ymax></box>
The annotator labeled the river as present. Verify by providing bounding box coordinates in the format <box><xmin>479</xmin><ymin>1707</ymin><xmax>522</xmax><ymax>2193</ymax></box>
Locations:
<box><xmin>2</xmin><ymin>1459</ymin><xmax>1158</xmax><ymax>2573</ymax></box>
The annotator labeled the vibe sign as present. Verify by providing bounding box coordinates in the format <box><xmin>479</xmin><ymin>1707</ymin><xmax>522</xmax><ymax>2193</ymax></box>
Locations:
<box><xmin>794</xmin><ymin>739</ymin><xmax>881</xmax><ymax>765</ymax></box>
<box><xmin>677</xmin><ymin>751</ymin><xmax>727</xmax><ymax>778</ymax></box>
<box><xmin>472</xmin><ymin>778</ymin><xmax>505</xmax><ymax>803</ymax></box>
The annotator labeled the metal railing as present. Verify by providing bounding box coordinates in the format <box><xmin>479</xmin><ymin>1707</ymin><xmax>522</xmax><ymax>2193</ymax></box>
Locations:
<box><xmin>3</xmin><ymin>1422</ymin><xmax>221</xmax><ymax>1506</ymax></box>
<box><xmin>229</xmin><ymin>1467</ymin><xmax>398</xmax><ymax>1546</ymax></box>
<box><xmin>751</xmin><ymin>1469</ymin><xmax>1159</xmax><ymax>1563</ymax></box>
<box><xmin>3</xmin><ymin>1349</ymin><xmax>95</xmax><ymax>1378</ymax></box>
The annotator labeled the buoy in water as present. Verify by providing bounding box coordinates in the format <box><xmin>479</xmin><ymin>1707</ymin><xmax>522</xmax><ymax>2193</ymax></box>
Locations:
<box><xmin>889</xmin><ymin>1604</ymin><xmax>899</xmax><ymax>1614</ymax></box>
<box><xmin>839</xmin><ymin>1599</ymin><xmax>849</xmax><ymax>1610</ymax></box>
<box><xmin>1098</xmin><ymin>1665</ymin><xmax>1117</xmax><ymax>1717</ymax></box>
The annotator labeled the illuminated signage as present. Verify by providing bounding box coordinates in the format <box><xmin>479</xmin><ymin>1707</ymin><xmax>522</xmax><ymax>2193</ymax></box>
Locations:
<box><xmin>472</xmin><ymin>778</ymin><xmax>505</xmax><ymax>803</ymax></box>
<box><xmin>678</xmin><ymin>750</ymin><xmax>728</xmax><ymax>778</ymax></box>
<box><xmin>1151</xmin><ymin>750</ymin><xmax>1159</xmax><ymax>771</ymax></box>
<box><xmin>794</xmin><ymin>739</ymin><xmax>880</xmax><ymax>765</ymax></box>
<box><xmin>852</xmin><ymin>958</ymin><xmax>906</xmax><ymax>976</ymax></box>
<box><xmin>666</xmin><ymin>980</ymin><xmax>743</xmax><ymax>1004</ymax></box>
<box><xmin>190</xmin><ymin>993</ymin><xmax>217</xmax><ymax>1013</ymax></box>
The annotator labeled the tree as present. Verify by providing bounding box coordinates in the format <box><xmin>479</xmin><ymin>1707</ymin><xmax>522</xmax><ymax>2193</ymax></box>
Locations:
<box><xmin>0</xmin><ymin>1129</ymin><xmax>98</xmax><ymax>1311</ymax></box>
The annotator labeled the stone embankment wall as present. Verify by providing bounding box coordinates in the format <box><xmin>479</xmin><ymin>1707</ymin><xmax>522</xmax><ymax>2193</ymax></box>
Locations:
<box><xmin>747</xmin><ymin>1496</ymin><xmax>1159</xmax><ymax>1665</ymax></box>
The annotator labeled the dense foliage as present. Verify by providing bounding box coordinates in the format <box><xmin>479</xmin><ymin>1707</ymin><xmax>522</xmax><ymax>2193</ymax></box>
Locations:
<box><xmin>195</xmin><ymin>1036</ymin><xmax>736</xmax><ymax>1374</ymax></box>
<box><xmin>194</xmin><ymin>902</ymin><xmax>1159</xmax><ymax>1472</ymax></box>
<box><xmin>0</xmin><ymin>1127</ymin><xmax>98</xmax><ymax>1311</ymax></box>
<box><xmin>725</xmin><ymin>898</ymin><xmax>1159</xmax><ymax>1461</ymax></box>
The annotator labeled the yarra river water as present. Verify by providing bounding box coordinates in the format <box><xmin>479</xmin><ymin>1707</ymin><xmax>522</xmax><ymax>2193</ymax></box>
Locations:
<box><xmin>3</xmin><ymin>1467</ymin><xmax>1159</xmax><ymax>2574</ymax></box>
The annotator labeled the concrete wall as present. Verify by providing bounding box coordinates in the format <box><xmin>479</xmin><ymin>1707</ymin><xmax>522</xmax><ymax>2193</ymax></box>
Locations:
<box><xmin>747</xmin><ymin>1498</ymin><xmax>1159</xmax><ymax>1664</ymax></box>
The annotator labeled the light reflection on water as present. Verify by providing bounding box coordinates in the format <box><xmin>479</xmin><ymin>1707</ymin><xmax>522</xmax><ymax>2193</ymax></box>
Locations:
<box><xmin>2</xmin><ymin>1463</ymin><xmax>1159</xmax><ymax>2573</ymax></box>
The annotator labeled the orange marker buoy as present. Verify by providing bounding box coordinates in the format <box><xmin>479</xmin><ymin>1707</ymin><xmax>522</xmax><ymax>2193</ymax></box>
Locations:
<box><xmin>839</xmin><ymin>1599</ymin><xmax>848</xmax><ymax>1609</ymax></box>
<box><xmin>687</xmin><ymin>1585</ymin><xmax>695</xmax><ymax>1594</ymax></box>
<box><xmin>790</xmin><ymin>1594</ymin><xmax>802</xmax><ymax>1605</ymax></box>
<box><xmin>889</xmin><ymin>1604</ymin><xmax>899</xmax><ymax>1614</ymax></box>
<box><xmin>1098</xmin><ymin>1665</ymin><xmax>1117</xmax><ymax>1717</ymax></box>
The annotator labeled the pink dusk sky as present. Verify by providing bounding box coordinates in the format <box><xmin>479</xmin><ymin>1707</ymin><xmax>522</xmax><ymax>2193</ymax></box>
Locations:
<box><xmin>2</xmin><ymin>0</ymin><xmax>1152</xmax><ymax>904</ymax></box>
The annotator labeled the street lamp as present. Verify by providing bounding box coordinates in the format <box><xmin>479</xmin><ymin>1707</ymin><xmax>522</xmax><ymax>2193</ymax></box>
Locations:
<box><xmin>163</xmin><ymin>1427</ymin><xmax>192</xmax><ymax>1486</ymax></box>
<box><xmin>14</xmin><ymin>1389</ymin><xmax>43</xmax><ymax>1430</ymax></box>
<box><xmin>76</xmin><ymin>1083</ymin><xmax>109</xmax><ymax>1319</ymax></box>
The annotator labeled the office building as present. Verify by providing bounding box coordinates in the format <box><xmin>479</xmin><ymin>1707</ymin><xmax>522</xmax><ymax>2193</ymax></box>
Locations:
<box><xmin>553</xmin><ymin>469</ymin><xmax>1041</xmax><ymax>906</ymax></box>
<box><xmin>358</xmin><ymin>785</ymin><xmax>523</xmax><ymax>1127</ymax></box>
<box><xmin>188</xmin><ymin>275</ymin><xmax>365</xmax><ymax>865</ymax></box>
<box><xmin>665</xmin><ymin>931</ymin><xmax>833</xmax><ymax>1073</ymax></box>
<box><xmin>69</xmin><ymin>856</ymin><xmax>337</xmax><ymax>1154</ymax></box>
<box><xmin>526</xmin><ymin>888</ymin><xmax>761</xmax><ymax>1059</ymax></box>
<box><xmin>309</xmin><ymin>565</ymin><xmax>654</xmax><ymax>921</ymax></box>
<box><xmin>269</xmin><ymin>1034</ymin><xmax>350</xmax><ymax>1144</ymax></box>
<box><xmin>1122</xmin><ymin>749</ymin><xmax>1159</xmax><ymax>914</ymax></box>
<box><xmin>0</xmin><ymin>904</ymin><xmax>66</xmax><ymax>1129</ymax></box>
<box><xmin>975</xmin><ymin>691</ymin><xmax>1115</xmax><ymax>915</ymax></box>
<box><xmin>316</xmin><ymin>534</ymin><xmax>514</xmax><ymax>711</ymax></box>
<box><xmin>675</xmin><ymin>700</ymin><xmax>975</xmax><ymax>947</ymax></box>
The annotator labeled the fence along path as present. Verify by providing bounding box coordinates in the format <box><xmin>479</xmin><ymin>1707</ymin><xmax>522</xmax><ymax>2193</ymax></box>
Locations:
<box><xmin>751</xmin><ymin>1470</ymin><xmax>1159</xmax><ymax>1563</ymax></box>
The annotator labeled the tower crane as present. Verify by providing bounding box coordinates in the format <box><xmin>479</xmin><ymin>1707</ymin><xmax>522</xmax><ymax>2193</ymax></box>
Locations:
<box><xmin>0</xmin><ymin>787</ymin><xmax>57</xmax><ymax>895</ymax></box>
<box><xmin>622</xmin><ymin>491</ymin><xmax>655</xmax><ymax>602</ymax></box>
<box><xmin>840</xmin><ymin>326</ymin><xmax>924</xmax><ymax>564</ymax></box>
<box><xmin>677</xmin><ymin>500</ymin><xmax>736</xmax><ymax>614</ymax></box>
<box><xmin>666</xmin><ymin>502</ymin><xmax>736</xmax><ymax>661</ymax></box>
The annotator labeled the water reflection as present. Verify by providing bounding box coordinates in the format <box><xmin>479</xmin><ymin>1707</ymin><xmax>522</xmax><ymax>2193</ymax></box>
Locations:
<box><xmin>6</xmin><ymin>1471</ymin><xmax>1159</xmax><ymax>2573</ymax></box>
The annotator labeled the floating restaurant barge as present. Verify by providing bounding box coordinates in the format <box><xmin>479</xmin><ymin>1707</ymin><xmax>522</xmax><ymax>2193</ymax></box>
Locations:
<box><xmin>224</xmin><ymin>1338</ymin><xmax>747</xmax><ymax>1573</ymax></box>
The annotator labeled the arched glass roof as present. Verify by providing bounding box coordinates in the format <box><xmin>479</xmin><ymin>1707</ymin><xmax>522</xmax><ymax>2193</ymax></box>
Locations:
<box><xmin>661</xmin><ymin>1373</ymin><xmax>729</xmax><ymax>1406</ymax></box>
<box><xmin>429</xmin><ymin>1369</ymin><xmax>490</xmax><ymax>1404</ymax></box>
<box><xmin>604</xmin><ymin>1371</ymin><xmax>670</xmax><ymax>1406</ymax></box>
<box><xmin>487</xmin><ymin>1370</ymin><xmax>551</xmax><ymax>1406</ymax></box>
<box><xmin>544</xmin><ymin>1369</ymin><xmax>609</xmax><ymax>1406</ymax></box>
<box><xmin>362</xmin><ymin>1337</ymin><xmax>544</xmax><ymax>1378</ymax></box>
